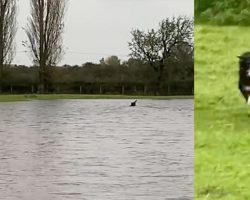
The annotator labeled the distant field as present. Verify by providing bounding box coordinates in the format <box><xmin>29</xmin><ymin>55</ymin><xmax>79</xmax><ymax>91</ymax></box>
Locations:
<box><xmin>0</xmin><ymin>94</ymin><xmax>193</xmax><ymax>102</ymax></box>
<box><xmin>195</xmin><ymin>25</ymin><xmax>250</xmax><ymax>199</ymax></box>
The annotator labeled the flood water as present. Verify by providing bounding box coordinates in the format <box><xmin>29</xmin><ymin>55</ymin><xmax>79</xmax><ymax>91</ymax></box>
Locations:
<box><xmin>0</xmin><ymin>99</ymin><xmax>193</xmax><ymax>200</ymax></box>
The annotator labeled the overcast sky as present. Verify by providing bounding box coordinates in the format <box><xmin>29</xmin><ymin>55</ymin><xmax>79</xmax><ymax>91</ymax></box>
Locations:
<box><xmin>14</xmin><ymin>0</ymin><xmax>193</xmax><ymax>66</ymax></box>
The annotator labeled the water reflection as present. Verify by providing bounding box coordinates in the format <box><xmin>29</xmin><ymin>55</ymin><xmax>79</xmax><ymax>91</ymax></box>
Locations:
<box><xmin>0</xmin><ymin>99</ymin><xmax>193</xmax><ymax>200</ymax></box>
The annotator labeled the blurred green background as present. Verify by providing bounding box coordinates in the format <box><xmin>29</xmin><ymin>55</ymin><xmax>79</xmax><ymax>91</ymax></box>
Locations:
<box><xmin>195</xmin><ymin>0</ymin><xmax>250</xmax><ymax>199</ymax></box>
<box><xmin>195</xmin><ymin>0</ymin><xmax>250</xmax><ymax>25</ymax></box>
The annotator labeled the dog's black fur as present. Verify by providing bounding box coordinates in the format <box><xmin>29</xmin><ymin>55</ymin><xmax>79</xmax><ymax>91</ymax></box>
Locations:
<box><xmin>238</xmin><ymin>52</ymin><xmax>250</xmax><ymax>101</ymax></box>
<box><xmin>130</xmin><ymin>100</ymin><xmax>137</xmax><ymax>106</ymax></box>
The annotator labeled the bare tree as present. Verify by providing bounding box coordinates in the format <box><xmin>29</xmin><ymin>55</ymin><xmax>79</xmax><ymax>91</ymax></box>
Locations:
<box><xmin>0</xmin><ymin>0</ymin><xmax>16</xmax><ymax>93</ymax></box>
<box><xmin>24</xmin><ymin>0</ymin><xmax>67</xmax><ymax>93</ymax></box>
<box><xmin>129</xmin><ymin>16</ymin><xmax>193</xmax><ymax>95</ymax></box>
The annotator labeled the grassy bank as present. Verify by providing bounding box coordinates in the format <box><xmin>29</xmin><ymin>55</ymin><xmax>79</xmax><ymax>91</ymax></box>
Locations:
<box><xmin>0</xmin><ymin>94</ymin><xmax>193</xmax><ymax>102</ymax></box>
<box><xmin>195</xmin><ymin>25</ymin><xmax>250</xmax><ymax>199</ymax></box>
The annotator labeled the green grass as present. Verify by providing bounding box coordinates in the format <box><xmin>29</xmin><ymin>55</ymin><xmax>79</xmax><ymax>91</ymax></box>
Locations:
<box><xmin>195</xmin><ymin>25</ymin><xmax>250</xmax><ymax>199</ymax></box>
<box><xmin>0</xmin><ymin>94</ymin><xmax>193</xmax><ymax>102</ymax></box>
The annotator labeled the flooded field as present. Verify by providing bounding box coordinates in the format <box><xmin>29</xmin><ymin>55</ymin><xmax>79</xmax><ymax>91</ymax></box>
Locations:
<box><xmin>0</xmin><ymin>99</ymin><xmax>193</xmax><ymax>200</ymax></box>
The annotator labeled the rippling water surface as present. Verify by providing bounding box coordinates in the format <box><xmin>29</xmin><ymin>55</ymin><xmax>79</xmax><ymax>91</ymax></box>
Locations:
<box><xmin>0</xmin><ymin>99</ymin><xmax>193</xmax><ymax>200</ymax></box>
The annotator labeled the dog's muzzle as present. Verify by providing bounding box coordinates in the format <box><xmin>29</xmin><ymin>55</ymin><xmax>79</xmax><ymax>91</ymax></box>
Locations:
<box><xmin>246</xmin><ymin>69</ymin><xmax>250</xmax><ymax>77</ymax></box>
<box><xmin>244</xmin><ymin>85</ymin><xmax>250</xmax><ymax>91</ymax></box>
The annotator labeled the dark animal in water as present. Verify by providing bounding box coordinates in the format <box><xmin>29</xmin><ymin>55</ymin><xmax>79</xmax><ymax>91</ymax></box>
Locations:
<box><xmin>130</xmin><ymin>100</ymin><xmax>137</xmax><ymax>106</ymax></box>
<box><xmin>238</xmin><ymin>52</ymin><xmax>250</xmax><ymax>114</ymax></box>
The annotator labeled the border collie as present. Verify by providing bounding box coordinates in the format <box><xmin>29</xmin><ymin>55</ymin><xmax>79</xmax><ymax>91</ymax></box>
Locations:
<box><xmin>238</xmin><ymin>52</ymin><xmax>250</xmax><ymax>115</ymax></box>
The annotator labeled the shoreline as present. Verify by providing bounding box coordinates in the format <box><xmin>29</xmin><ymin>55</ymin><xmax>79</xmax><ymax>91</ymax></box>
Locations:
<box><xmin>0</xmin><ymin>94</ymin><xmax>194</xmax><ymax>102</ymax></box>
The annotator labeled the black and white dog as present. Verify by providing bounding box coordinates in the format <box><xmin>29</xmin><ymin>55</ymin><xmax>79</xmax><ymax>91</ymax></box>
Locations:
<box><xmin>238</xmin><ymin>52</ymin><xmax>250</xmax><ymax>114</ymax></box>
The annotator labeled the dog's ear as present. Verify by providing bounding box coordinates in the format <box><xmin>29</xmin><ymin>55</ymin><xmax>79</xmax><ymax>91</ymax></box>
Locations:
<box><xmin>238</xmin><ymin>56</ymin><xmax>243</xmax><ymax>59</ymax></box>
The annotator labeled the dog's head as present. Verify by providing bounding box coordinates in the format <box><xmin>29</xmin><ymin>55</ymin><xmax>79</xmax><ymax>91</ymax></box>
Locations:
<box><xmin>238</xmin><ymin>52</ymin><xmax>250</xmax><ymax>101</ymax></box>
<box><xmin>238</xmin><ymin>52</ymin><xmax>250</xmax><ymax>114</ymax></box>
<box><xmin>238</xmin><ymin>52</ymin><xmax>250</xmax><ymax>77</ymax></box>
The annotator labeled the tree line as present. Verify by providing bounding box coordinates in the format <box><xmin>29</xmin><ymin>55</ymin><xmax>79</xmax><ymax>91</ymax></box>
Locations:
<box><xmin>0</xmin><ymin>0</ymin><xmax>193</xmax><ymax>95</ymax></box>
<box><xmin>1</xmin><ymin>53</ymin><xmax>193</xmax><ymax>95</ymax></box>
